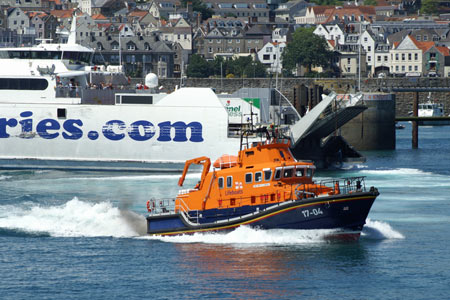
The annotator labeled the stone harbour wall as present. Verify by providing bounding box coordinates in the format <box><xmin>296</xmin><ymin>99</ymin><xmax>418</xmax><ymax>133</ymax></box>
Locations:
<box><xmin>155</xmin><ymin>77</ymin><xmax>450</xmax><ymax>117</ymax></box>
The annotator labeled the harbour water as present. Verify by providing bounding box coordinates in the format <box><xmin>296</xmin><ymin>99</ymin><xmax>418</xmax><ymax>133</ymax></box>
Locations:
<box><xmin>0</xmin><ymin>122</ymin><xmax>449</xmax><ymax>299</ymax></box>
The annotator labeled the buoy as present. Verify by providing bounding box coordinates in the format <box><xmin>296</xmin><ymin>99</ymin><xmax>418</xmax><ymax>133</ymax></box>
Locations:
<box><xmin>146</xmin><ymin>200</ymin><xmax>152</xmax><ymax>212</ymax></box>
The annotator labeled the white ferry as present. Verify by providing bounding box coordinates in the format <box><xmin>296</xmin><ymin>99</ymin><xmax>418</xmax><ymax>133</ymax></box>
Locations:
<box><xmin>0</xmin><ymin>17</ymin><xmax>367</xmax><ymax>172</ymax></box>
<box><xmin>0</xmin><ymin>18</ymin><xmax>272</xmax><ymax>171</ymax></box>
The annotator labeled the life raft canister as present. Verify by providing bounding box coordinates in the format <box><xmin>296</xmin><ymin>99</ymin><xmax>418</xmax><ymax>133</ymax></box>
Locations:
<box><xmin>146</xmin><ymin>200</ymin><xmax>152</xmax><ymax>212</ymax></box>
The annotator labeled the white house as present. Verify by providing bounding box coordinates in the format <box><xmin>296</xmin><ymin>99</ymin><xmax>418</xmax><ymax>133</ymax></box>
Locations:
<box><xmin>257</xmin><ymin>41</ymin><xmax>286</xmax><ymax>74</ymax></box>
<box><xmin>314</xmin><ymin>24</ymin><xmax>345</xmax><ymax>45</ymax></box>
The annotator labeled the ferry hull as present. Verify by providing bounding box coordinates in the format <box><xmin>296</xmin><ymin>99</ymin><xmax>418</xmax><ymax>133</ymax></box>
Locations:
<box><xmin>146</xmin><ymin>191</ymin><xmax>378</xmax><ymax>237</ymax></box>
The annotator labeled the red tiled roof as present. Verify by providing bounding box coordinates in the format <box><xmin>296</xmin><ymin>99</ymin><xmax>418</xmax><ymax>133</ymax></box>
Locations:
<box><xmin>409</xmin><ymin>35</ymin><xmax>435</xmax><ymax>52</ymax></box>
<box><xmin>323</xmin><ymin>6</ymin><xmax>376</xmax><ymax>23</ymax></box>
<box><xmin>436</xmin><ymin>46</ymin><xmax>450</xmax><ymax>56</ymax></box>
<box><xmin>50</xmin><ymin>9</ymin><xmax>75</xmax><ymax>18</ymax></box>
<box><xmin>92</xmin><ymin>14</ymin><xmax>107</xmax><ymax>20</ymax></box>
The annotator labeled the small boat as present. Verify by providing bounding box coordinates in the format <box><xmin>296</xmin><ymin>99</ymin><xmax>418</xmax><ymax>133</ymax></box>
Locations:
<box><xmin>395</xmin><ymin>122</ymin><xmax>405</xmax><ymax>130</ymax></box>
<box><xmin>417</xmin><ymin>101</ymin><xmax>450</xmax><ymax>125</ymax></box>
<box><xmin>145</xmin><ymin>129</ymin><xmax>379</xmax><ymax>240</ymax></box>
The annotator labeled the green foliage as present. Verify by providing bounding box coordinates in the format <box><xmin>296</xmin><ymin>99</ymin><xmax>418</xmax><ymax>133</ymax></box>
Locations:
<box><xmin>309</xmin><ymin>0</ymin><xmax>342</xmax><ymax>5</ymax></box>
<box><xmin>363</xmin><ymin>0</ymin><xmax>377</xmax><ymax>5</ymax></box>
<box><xmin>186</xmin><ymin>54</ymin><xmax>213</xmax><ymax>78</ymax></box>
<box><xmin>281</xmin><ymin>27</ymin><xmax>334</xmax><ymax>74</ymax></box>
<box><xmin>186</xmin><ymin>55</ymin><xmax>268</xmax><ymax>78</ymax></box>
<box><xmin>421</xmin><ymin>0</ymin><xmax>439</xmax><ymax>15</ymax></box>
<box><xmin>181</xmin><ymin>0</ymin><xmax>213</xmax><ymax>20</ymax></box>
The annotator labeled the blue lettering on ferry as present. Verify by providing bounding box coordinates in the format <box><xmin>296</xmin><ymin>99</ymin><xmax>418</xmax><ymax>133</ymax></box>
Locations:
<box><xmin>0</xmin><ymin>112</ymin><xmax>204</xmax><ymax>142</ymax></box>
<box><xmin>36</xmin><ymin>119</ymin><xmax>60</xmax><ymax>139</ymax></box>
<box><xmin>19</xmin><ymin>111</ymin><xmax>33</xmax><ymax>135</ymax></box>
<box><xmin>102</xmin><ymin>120</ymin><xmax>126</xmax><ymax>141</ymax></box>
<box><xmin>157</xmin><ymin>121</ymin><xmax>204</xmax><ymax>142</ymax></box>
<box><xmin>62</xmin><ymin>119</ymin><xmax>83</xmax><ymax>140</ymax></box>
<box><xmin>0</xmin><ymin>118</ymin><xmax>18</xmax><ymax>138</ymax></box>
<box><xmin>128</xmin><ymin>120</ymin><xmax>155</xmax><ymax>141</ymax></box>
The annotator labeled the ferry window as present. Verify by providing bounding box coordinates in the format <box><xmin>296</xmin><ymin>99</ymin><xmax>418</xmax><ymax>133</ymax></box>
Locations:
<box><xmin>274</xmin><ymin>168</ymin><xmax>282</xmax><ymax>180</ymax></box>
<box><xmin>226</xmin><ymin>176</ymin><xmax>233</xmax><ymax>188</ymax></box>
<box><xmin>306</xmin><ymin>169</ymin><xmax>313</xmax><ymax>177</ymax></box>
<box><xmin>295</xmin><ymin>167</ymin><xmax>304</xmax><ymax>177</ymax></box>
<box><xmin>0</xmin><ymin>78</ymin><xmax>48</xmax><ymax>90</ymax></box>
<box><xmin>218</xmin><ymin>177</ymin><xmax>224</xmax><ymax>189</ymax></box>
<box><xmin>57</xmin><ymin>108</ymin><xmax>66</xmax><ymax>119</ymax></box>
<box><xmin>245</xmin><ymin>173</ymin><xmax>252</xmax><ymax>183</ymax></box>
<box><xmin>264</xmin><ymin>169</ymin><xmax>272</xmax><ymax>181</ymax></box>
<box><xmin>255</xmin><ymin>172</ymin><xmax>262</xmax><ymax>182</ymax></box>
<box><xmin>283</xmin><ymin>167</ymin><xmax>293</xmax><ymax>178</ymax></box>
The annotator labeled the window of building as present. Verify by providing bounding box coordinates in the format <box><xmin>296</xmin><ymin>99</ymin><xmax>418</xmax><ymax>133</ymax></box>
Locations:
<box><xmin>208</xmin><ymin>47</ymin><xmax>213</xmax><ymax>53</ymax></box>
<box><xmin>415</xmin><ymin>53</ymin><xmax>418</xmax><ymax>60</ymax></box>
<box><xmin>395</xmin><ymin>65</ymin><xmax>399</xmax><ymax>71</ymax></box>
<box><xmin>347</xmin><ymin>58</ymin><xmax>351</xmax><ymax>64</ymax></box>
<box><xmin>408</xmin><ymin>53</ymin><xmax>412</xmax><ymax>60</ymax></box>
<box><xmin>367</xmin><ymin>46</ymin><xmax>371</xmax><ymax>51</ymax></box>
<box><xmin>401</xmin><ymin>53</ymin><xmax>405</xmax><ymax>61</ymax></box>
<box><xmin>384</xmin><ymin>55</ymin><xmax>388</xmax><ymax>62</ymax></box>
<box><xmin>377</xmin><ymin>56</ymin><xmax>381</xmax><ymax>62</ymax></box>
<box><xmin>368</xmin><ymin>56</ymin><xmax>371</xmax><ymax>62</ymax></box>
<box><xmin>263</xmin><ymin>54</ymin><xmax>270</xmax><ymax>60</ymax></box>
<box><xmin>415</xmin><ymin>65</ymin><xmax>418</xmax><ymax>71</ymax></box>
<box><xmin>401</xmin><ymin>65</ymin><xmax>405</xmax><ymax>71</ymax></box>
<box><xmin>409</xmin><ymin>65</ymin><xmax>412</xmax><ymax>71</ymax></box>
<box><xmin>395</xmin><ymin>53</ymin><xmax>399</xmax><ymax>61</ymax></box>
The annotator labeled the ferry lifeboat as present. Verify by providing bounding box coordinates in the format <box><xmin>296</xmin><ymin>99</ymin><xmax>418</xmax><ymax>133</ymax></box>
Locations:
<box><xmin>146</xmin><ymin>133</ymin><xmax>379</xmax><ymax>239</ymax></box>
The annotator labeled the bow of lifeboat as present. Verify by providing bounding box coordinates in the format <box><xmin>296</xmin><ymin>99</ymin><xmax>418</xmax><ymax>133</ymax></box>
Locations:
<box><xmin>146</xmin><ymin>138</ymin><xmax>379</xmax><ymax>238</ymax></box>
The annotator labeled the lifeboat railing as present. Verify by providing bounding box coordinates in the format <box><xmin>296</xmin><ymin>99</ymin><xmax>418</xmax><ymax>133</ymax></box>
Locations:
<box><xmin>147</xmin><ymin>198</ymin><xmax>176</xmax><ymax>215</ymax></box>
<box><xmin>295</xmin><ymin>176</ymin><xmax>367</xmax><ymax>199</ymax></box>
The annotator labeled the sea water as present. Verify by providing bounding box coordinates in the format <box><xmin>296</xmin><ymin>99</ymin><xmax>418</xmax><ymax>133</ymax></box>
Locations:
<box><xmin>0</xmin><ymin>122</ymin><xmax>449</xmax><ymax>299</ymax></box>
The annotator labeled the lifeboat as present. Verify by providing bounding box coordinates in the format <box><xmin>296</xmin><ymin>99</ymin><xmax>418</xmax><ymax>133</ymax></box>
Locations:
<box><xmin>146</xmin><ymin>132</ymin><xmax>379</xmax><ymax>239</ymax></box>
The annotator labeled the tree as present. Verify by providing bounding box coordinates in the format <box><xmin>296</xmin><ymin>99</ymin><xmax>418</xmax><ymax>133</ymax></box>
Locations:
<box><xmin>186</xmin><ymin>54</ymin><xmax>212</xmax><ymax>78</ymax></box>
<box><xmin>181</xmin><ymin>0</ymin><xmax>213</xmax><ymax>20</ymax></box>
<box><xmin>281</xmin><ymin>27</ymin><xmax>333</xmax><ymax>75</ymax></box>
<box><xmin>363</xmin><ymin>0</ymin><xmax>377</xmax><ymax>5</ymax></box>
<box><xmin>421</xmin><ymin>0</ymin><xmax>438</xmax><ymax>15</ymax></box>
<box><xmin>309</xmin><ymin>0</ymin><xmax>341</xmax><ymax>5</ymax></box>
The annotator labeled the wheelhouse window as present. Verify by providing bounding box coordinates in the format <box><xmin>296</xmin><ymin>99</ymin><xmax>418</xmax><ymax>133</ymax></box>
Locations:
<box><xmin>295</xmin><ymin>167</ymin><xmax>304</xmax><ymax>177</ymax></box>
<box><xmin>274</xmin><ymin>168</ymin><xmax>282</xmax><ymax>180</ymax></box>
<box><xmin>254</xmin><ymin>171</ymin><xmax>262</xmax><ymax>182</ymax></box>
<box><xmin>283</xmin><ymin>167</ymin><xmax>294</xmax><ymax>178</ymax></box>
<box><xmin>245</xmin><ymin>173</ymin><xmax>252</xmax><ymax>183</ymax></box>
<box><xmin>306</xmin><ymin>168</ymin><xmax>313</xmax><ymax>177</ymax></box>
<box><xmin>218</xmin><ymin>177</ymin><xmax>224</xmax><ymax>189</ymax></box>
<box><xmin>264</xmin><ymin>169</ymin><xmax>272</xmax><ymax>181</ymax></box>
<box><xmin>226</xmin><ymin>176</ymin><xmax>233</xmax><ymax>188</ymax></box>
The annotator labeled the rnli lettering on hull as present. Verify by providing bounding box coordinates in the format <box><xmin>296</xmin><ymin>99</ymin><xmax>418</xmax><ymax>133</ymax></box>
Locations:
<box><xmin>0</xmin><ymin>111</ymin><xmax>204</xmax><ymax>142</ymax></box>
